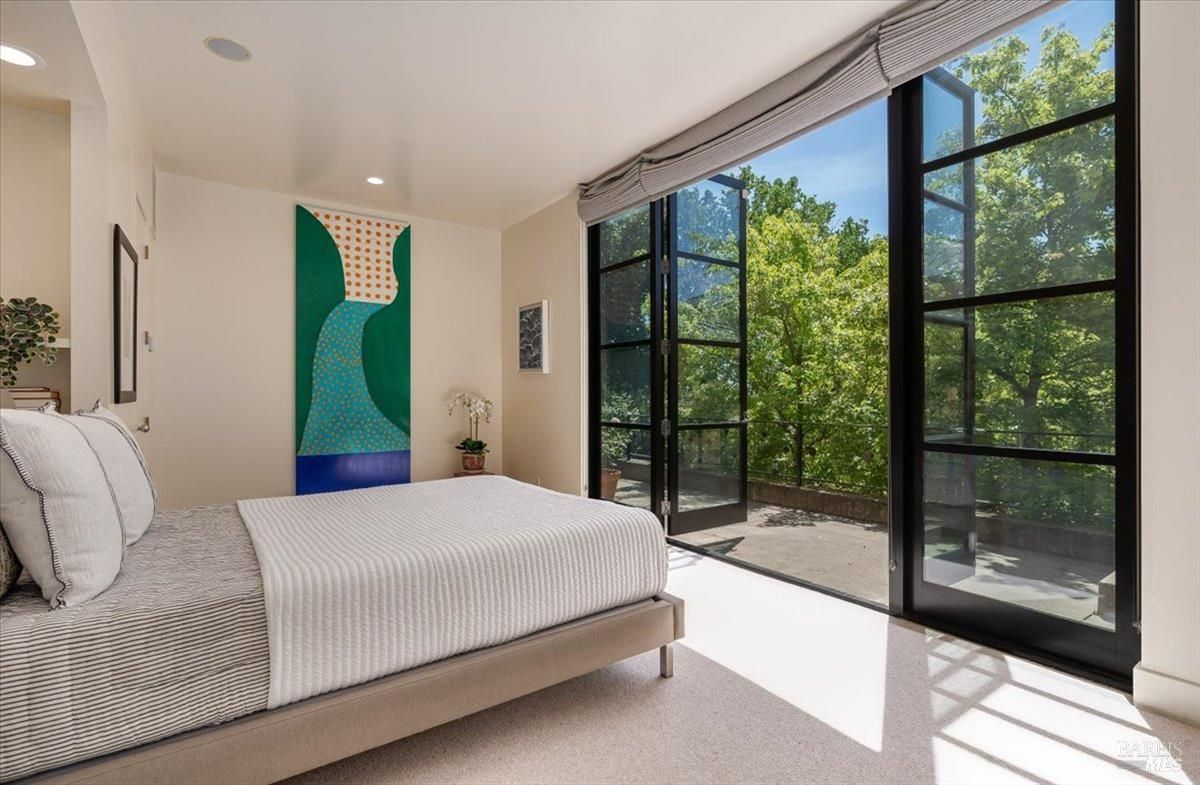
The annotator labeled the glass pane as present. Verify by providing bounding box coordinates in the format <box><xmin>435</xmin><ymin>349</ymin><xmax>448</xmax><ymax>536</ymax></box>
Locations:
<box><xmin>676</xmin><ymin>258</ymin><xmax>738</xmax><ymax>342</ymax></box>
<box><xmin>923</xmin><ymin>199</ymin><xmax>965</xmax><ymax>301</ymax></box>
<box><xmin>924</xmin><ymin>292</ymin><xmax>1115</xmax><ymax>453</ymax></box>
<box><xmin>923</xmin><ymin>117</ymin><xmax>1114</xmax><ymax>300</ymax></box>
<box><xmin>923</xmin><ymin>316</ymin><xmax>967</xmax><ymax>441</ymax></box>
<box><xmin>600</xmin><ymin>346</ymin><xmax>650</xmax><ymax>424</ymax></box>
<box><xmin>924</xmin><ymin>162</ymin><xmax>963</xmax><ymax>204</ymax></box>
<box><xmin>923</xmin><ymin>452</ymin><xmax>1115</xmax><ymax>630</ymax></box>
<box><xmin>923</xmin><ymin>75</ymin><xmax>967</xmax><ymax>161</ymax></box>
<box><xmin>922</xmin><ymin>0</ymin><xmax>1116</xmax><ymax>162</ymax></box>
<box><xmin>600</xmin><ymin>427</ymin><xmax>652</xmax><ymax>508</ymax></box>
<box><xmin>676</xmin><ymin>179</ymin><xmax>739</xmax><ymax>262</ymax></box>
<box><xmin>600</xmin><ymin>261</ymin><xmax>650</xmax><ymax>344</ymax></box>
<box><xmin>599</xmin><ymin>205</ymin><xmax>649</xmax><ymax>269</ymax></box>
<box><xmin>678</xmin><ymin>344</ymin><xmax>739</xmax><ymax>424</ymax></box>
<box><xmin>678</xmin><ymin>428</ymin><xmax>741</xmax><ymax>512</ymax></box>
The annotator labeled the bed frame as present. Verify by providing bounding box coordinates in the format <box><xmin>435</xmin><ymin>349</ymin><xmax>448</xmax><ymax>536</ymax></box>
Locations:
<box><xmin>24</xmin><ymin>593</ymin><xmax>684</xmax><ymax>785</ymax></box>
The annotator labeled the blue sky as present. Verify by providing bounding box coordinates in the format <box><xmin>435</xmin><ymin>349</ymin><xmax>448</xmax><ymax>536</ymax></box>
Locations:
<box><xmin>727</xmin><ymin>0</ymin><xmax>1114</xmax><ymax>236</ymax></box>
<box><xmin>733</xmin><ymin>100</ymin><xmax>890</xmax><ymax>233</ymax></box>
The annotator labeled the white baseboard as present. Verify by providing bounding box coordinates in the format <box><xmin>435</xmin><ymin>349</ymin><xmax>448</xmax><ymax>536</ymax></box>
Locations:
<box><xmin>1133</xmin><ymin>662</ymin><xmax>1200</xmax><ymax>727</ymax></box>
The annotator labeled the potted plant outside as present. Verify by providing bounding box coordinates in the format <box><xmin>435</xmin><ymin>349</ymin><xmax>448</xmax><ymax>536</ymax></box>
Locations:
<box><xmin>598</xmin><ymin>392</ymin><xmax>639</xmax><ymax>500</ymax></box>
<box><xmin>447</xmin><ymin>392</ymin><xmax>494</xmax><ymax>473</ymax></box>
<box><xmin>599</xmin><ymin>429</ymin><xmax>632</xmax><ymax>500</ymax></box>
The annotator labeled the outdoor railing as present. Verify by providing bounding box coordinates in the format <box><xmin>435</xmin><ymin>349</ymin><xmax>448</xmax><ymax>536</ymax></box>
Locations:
<box><xmin>631</xmin><ymin>418</ymin><xmax>1115</xmax><ymax>510</ymax></box>
<box><xmin>746</xmin><ymin>419</ymin><xmax>887</xmax><ymax>497</ymax></box>
<box><xmin>659</xmin><ymin>419</ymin><xmax>889</xmax><ymax>498</ymax></box>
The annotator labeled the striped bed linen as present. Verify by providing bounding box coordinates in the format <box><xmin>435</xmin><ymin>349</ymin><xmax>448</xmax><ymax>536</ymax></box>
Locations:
<box><xmin>0</xmin><ymin>477</ymin><xmax>667</xmax><ymax>781</ymax></box>
<box><xmin>0</xmin><ymin>505</ymin><xmax>269</xmax><ymax>782</ymax></box>
<box><xmin>238</xmin><ymin>475</ymin><xmax>668</xmax><ymax>708</ymax></box>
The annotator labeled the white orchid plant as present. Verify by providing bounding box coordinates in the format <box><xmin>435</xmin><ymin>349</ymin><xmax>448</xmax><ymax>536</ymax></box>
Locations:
<box><xmin>446</xmin><ymin>392</ymin><xmax>494</xmax><ymax>455</ymax></box>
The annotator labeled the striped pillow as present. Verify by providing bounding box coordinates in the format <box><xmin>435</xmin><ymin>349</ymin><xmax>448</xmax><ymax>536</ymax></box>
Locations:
<box><xmin>0</xmin><ymin>409</ymin><xmax>125</xmax><ymax>607</ymax></box>
<box><xmin>74</xmin><ymin>402</ymin><xmax>157</xmax><ymax>545</ymax></box>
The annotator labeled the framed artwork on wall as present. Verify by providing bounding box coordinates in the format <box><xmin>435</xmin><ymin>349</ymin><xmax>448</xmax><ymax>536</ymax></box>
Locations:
<box><xmin>294</xmin><ymin>205</ymin><xmax>412</xmax><ymax>494</ymax></box>
<box><xmin>113</xmin><ymin>224</ymin><xmax>138</xmax><ymax>403</ymax></box>
<box><xmin>518</xmin><ymin>300</ymin><xmax>549</xmax><ymax>374</ymax></box>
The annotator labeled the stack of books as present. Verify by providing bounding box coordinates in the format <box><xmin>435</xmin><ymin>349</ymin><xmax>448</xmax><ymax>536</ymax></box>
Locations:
<box><xmin>7</xmin><ymin>387</ymin><xmax>61</xmax><ymax>411</ymax></box>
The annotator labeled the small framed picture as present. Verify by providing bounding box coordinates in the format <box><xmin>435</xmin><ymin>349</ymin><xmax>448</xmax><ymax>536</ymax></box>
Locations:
<box><xmin>113</xmin><ymin>224</ymin><xmax>139</xmax><ymax>403</ymax></box>
<box><xmin>518</xmin><ymin>300</ymin><xmax>549</xmax><ymax>374</ymax></box>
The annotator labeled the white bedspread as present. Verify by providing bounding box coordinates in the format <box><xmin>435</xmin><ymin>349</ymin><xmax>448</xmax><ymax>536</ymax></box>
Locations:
<box><xmin>237</xmin><ymin>476</ymin><xmax>667</xmax><ymax>708</ymax></box>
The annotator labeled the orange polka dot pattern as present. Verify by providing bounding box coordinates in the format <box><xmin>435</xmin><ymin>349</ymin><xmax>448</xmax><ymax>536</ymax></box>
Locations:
<box><xmin>317</xmin><ymin>210</ymin><xmax>408</xmax><ymax>304</ymax></box>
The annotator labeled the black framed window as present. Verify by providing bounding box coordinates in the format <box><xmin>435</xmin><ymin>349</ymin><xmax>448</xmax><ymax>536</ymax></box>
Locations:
<box><xmin>588</xmin><ymin>177</ymin><xmax>748</xmax><ymax>530</ymax></box>
<box><xmin>891</xmin><ymin>0</ymin><xmax>1138</xmax><ymax>683</ymax></box>
<box><xmin>588</xmin><ymin>204</ymin><xmax>663</xmax><ymax>511</ymax></box>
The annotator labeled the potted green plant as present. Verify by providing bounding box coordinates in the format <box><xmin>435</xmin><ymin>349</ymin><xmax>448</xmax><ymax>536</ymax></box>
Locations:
<box><xmin>600</xmin><ymin>429</ymin><xmax>632</xmax><ymax>500</ymax></box>
<box><xmin>455</xmin><ymin>438</ymin><xmax>489</xmax><ymax>472</ymax></box>
<box><xmin>447</xmin><ymin>392</ymin><xmax>494</xmax><ymax>472</ymax></box>
<box><xmin>599</xmin><ymin>392</ymin><xmax>640</xmax><ymax>500</ymax></box>
<box><xmin>0</xmin><ymin>297</ymin><xmax>61</xmax><ymax>388</ymax></box>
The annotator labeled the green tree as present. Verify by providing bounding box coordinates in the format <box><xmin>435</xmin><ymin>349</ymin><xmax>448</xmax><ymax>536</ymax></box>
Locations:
<box><xmin>737</xmin><ymin>170</ymin><xmax>889</xmax><ymax>494</ymax></box>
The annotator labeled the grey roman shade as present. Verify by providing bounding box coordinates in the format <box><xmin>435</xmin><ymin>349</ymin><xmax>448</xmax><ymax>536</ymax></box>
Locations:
<box><xmin>578</xmin><ymin>0</ymin><xmax>1062</xmax><ymax>225</ymax></box>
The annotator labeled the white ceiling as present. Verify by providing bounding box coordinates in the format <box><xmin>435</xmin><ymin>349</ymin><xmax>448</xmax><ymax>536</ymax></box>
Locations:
<box><xmin>0</xmin><ymin>0</ymin><xmax>103</xmax><ymax>113</ymax></box>
<box><xmin>112</xmin><ymin>0</ymin><xmax>903</xmax><ymax>230</ymax></box>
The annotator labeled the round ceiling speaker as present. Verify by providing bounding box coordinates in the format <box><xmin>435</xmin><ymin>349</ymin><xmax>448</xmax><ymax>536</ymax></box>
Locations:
<box><xmin>203</xmin><ymin>37</ymin><xmax>252</xmax><ymax>62</ymax></box>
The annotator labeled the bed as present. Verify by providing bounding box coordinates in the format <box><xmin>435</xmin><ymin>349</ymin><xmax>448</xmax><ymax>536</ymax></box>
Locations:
<box><xmin>0</xmin><ymin>476</ymin><xmax>682</xmax><ymax>785</ymax></box>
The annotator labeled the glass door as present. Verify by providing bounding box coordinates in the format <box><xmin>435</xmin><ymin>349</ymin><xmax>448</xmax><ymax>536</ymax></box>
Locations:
<box><xmin>588</xmin><ymin>176</ymin><xmax>748</xmax><ymax>536</ymax></box>
<box><xmin>894</xmin><ymin>0</ymin><xmax>1138</xmax><ymax>680</ymax></box>
<box><xmin>588</xmin><ymin>203</ymin><xmax>663</xmax><ymax>512</ymax></box>
<box><xmin>666</xmin><ymin>175</ymin><xmax>748</xmax><ymax>535</ymax></box>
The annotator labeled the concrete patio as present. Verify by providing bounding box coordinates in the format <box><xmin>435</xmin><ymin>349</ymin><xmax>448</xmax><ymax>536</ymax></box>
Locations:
<box><xmin>675</xmin><ymin>502</ymin><xmax>891</xmax><ymax>605</ymax></box>
<box><xmin>611</xmin><ymin>476</ymin><xmax>1112</xmax><ymax>626</ymax></box>
<box><xmin>674</xmin><ymin>502</ymin><xmax>1113</xmax><ymax>628</ymax></box>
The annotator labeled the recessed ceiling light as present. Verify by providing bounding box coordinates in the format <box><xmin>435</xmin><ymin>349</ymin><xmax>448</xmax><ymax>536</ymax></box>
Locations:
<box><xmin>203</xmin><ymin>36</ymin><xmax>252</xmax><ymax>62</ymax></box>
<box><xmin>0</xmin><ymin>43</ymin><xmax>46</xmax><ymax>69</ymax></box>
<box><xmin>366</xmin><ymin>177</ymin><xmax>384</xmax><ymax>186</ymax></box>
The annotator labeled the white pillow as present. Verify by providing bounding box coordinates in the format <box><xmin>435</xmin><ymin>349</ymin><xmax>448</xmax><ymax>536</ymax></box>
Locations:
<box><xmin>0</xmin><ymin>409</ymin><xmax>125</xmax><ymax>608</ymax></box>
<box><xmin>74</xmin><ymin>402</ymin><xmax>157</xmax><ymax>545</ymax></box>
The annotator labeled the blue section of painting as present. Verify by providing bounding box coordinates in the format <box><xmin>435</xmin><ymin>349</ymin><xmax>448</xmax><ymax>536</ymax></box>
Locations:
<box><xmin>296</xmin><ymin>451</ymin><xmax>411</xmax><ymax>495</ymax></box>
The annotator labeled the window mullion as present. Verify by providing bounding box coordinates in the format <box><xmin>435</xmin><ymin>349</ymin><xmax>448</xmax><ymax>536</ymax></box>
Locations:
<box><xmin>921</xmin><ymin>102</ymin><xmax>1117</xmax><ymax>174</ymax></box>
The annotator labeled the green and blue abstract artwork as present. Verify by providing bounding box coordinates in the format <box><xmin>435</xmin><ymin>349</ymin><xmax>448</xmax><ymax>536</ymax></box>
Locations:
<box><xmin>295</xmin><ymin>205</ymin><xmax>411</xmax><ymax>493</ymax></box>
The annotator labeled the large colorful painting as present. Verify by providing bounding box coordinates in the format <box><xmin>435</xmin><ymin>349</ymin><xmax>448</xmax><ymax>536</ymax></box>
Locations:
<box><xmin>295</xmin><ymin>205</ymin><xmax>411</xmax><ymax>494</ymax></box>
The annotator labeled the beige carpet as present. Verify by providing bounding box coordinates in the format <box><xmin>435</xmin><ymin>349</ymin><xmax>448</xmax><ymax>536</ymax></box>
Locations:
<box><xmin>286</xmin><ymin>552</ymin><xmax>1199</xmax><ymax>784</ymax></box>
<box><xmin>285</xmin><ymin>638</ymin><xmax>1198</xmax><ymax>784</ymax></box>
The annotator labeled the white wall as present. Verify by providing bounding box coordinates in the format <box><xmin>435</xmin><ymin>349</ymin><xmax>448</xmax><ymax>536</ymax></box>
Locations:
<box><xmin>500</xmin><ymin>194</ymin><xmax>587</xmax><ymax>495</ymax></box>
<box><xmin>0</xmin><ymin>103</ymin><xmax>71</xmax><ymax>335</ymax></box>
<box><xmin>1133</xmin><ymin>0</ymin><xmax>1200</xmax><ymax>726</ymax></box>
<box><xmin>69</xmin><ymin>0</ymin><xmax>155</xmax><ymax>438</ymax></box>
<box><xmin>0</xmin><ymin>102</ymin><xmax>72</xmax><ymax>407</ymax></box>
<box><xmin>150</xmin><ymin>172</ymin><xmax>502</xmax><ymax>510</ymax></box>
<box><xmin>67</xmin><ymin>101</ymin><xmax>109</xmax><ymax>415</ymax></box>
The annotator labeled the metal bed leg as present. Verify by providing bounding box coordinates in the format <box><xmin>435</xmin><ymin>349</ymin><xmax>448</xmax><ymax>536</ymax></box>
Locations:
<box><xmin>659</xmin><ymin>643</ymin><xmax>674</xmax><ymax>678</ymax></box>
